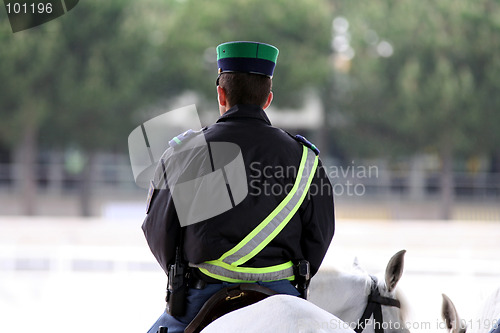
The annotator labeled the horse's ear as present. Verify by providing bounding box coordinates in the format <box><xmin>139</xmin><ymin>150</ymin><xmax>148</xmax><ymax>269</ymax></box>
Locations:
<box><xmin>385</xmin><ymin>249</ymin><xmax>406</xmax><ymax>292</ymax></box>
<box><xmin>441</xmin><ymin>294</ymin><xmax>467</xmax><ymax>333</ymax></box>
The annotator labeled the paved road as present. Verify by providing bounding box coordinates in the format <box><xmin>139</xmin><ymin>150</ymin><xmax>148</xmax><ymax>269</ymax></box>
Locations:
<box><xmin>0</xmin><ymin>217</ymin><xmax>499</xmax><ymax>332</ymax></box>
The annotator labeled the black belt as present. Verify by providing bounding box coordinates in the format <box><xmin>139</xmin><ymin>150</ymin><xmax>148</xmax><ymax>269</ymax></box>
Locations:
<box><xmin>188</xmin><ymin>269</ymin><xmax>221</xmax><ymax>290</ymax></box>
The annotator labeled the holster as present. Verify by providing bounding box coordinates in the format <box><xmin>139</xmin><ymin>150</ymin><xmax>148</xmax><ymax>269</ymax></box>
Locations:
<box><xmin>294</xmin><ymin>260</ymin><xmax>311</xmax><ymax>300</ymax></box>
<box><xmin>184</xmin><ymin>284</ymin><xmax>277</xmax><ymax>333</ymax></box>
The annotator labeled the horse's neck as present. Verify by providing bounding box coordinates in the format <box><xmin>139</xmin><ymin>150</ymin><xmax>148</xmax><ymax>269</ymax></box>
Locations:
<box><xmin>326</xmin><ymin>270</ymin><xmax>372</xmax><ymax>325</ymax></box>
<box><xmin>326</xmin><ymin>271</ymin><xmax>408</xmax><ymax>333</ymax></box>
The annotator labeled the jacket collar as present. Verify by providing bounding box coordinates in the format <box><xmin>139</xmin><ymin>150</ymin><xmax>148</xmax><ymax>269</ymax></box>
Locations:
<box><xmin>216</xmin><ymin>104</ymin><xmax>272</xmax><ymax>126</ymax></box>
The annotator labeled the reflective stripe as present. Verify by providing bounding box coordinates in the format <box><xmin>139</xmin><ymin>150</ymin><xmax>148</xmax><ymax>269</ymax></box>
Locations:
<box><xmin>221</xmin><ymin>146</ymin><xmax>318</xmax><ymax>266</ymax></box>
<box><xmin>191</xmin><ymin>146</ymin><xmax>319</xmax><ymax>282</ymax></box>
<box><xmin>192</xmin><ymin>261</ymin><xmax>295</xmax><ymax>283</ymax></box>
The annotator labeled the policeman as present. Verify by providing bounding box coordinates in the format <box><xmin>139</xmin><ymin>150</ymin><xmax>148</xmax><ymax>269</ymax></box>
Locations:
<box><xmin>142</xmin><ymin>41</ymin><xmax>335</xmax><ymax>333</ymax></box>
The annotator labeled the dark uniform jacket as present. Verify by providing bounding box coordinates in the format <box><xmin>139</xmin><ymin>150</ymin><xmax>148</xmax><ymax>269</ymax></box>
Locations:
<box><xmin>142</xmin><ymin>104</ymin><xmax>335</xmax><ymax>279</ymax></box>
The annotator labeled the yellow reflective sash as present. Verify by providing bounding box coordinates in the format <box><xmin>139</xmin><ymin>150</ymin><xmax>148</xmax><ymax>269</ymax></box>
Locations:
<box><xmin>191</xmin><ymin>146</ymin><xmax>318</xmax><ymax>283</ymax></box>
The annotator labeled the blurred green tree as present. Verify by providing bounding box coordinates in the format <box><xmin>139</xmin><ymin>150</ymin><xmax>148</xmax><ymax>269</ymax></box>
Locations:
<box><xmin>1</xmin><ymin>0</ymin><xmax>334</xmax><ymax>216</ymax></box>
<box><xmin>0</xmin><ymin>22</ymin><xmax>62</xmax><ymax>215</ymax></box>
<box><xmin>0</xmin><ymin>0</ymin><xmax>171</xmax><ymax>215</ymax></box>
<box><xmin>150</xmin><ymin>0</ymin><xmax>334</xmax><ymax>109</ymax></box>
<box><xmin>42</xmin><ymin>0</ymin><xmax>170</xmax><ymax>216</ymax></box>
<box><xmin>331</xmin><ymin>0</ymin><xmax>500</xmax><ymax>218</ymax></box>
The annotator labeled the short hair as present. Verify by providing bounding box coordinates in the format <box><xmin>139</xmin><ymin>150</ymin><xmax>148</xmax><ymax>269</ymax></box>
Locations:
<box><xmin>218</xmin><ymin>73</ymin><xmax>272</xmax><ymax>108</ymax></box>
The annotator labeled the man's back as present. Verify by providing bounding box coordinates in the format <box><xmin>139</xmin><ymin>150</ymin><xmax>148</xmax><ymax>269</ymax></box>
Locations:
<box><xmin>183</xmin><ymin>104</ymin><xmax>334</xmax><ymax>277</ymax></box>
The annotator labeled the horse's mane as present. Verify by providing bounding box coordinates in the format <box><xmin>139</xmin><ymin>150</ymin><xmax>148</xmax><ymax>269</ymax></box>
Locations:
<box><xmin>471</xmin><ymin>286</ymin><xmax>500</xmax><ymax>333</ymax></box>
<box><xmin>395</xmin><ymin>288</ymin><xmax>410</xmax><ymax>324</ymax></box>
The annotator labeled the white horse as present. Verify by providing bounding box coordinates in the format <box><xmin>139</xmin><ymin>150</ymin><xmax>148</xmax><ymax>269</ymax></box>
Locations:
<box><xmin>442</xmin><ymin>287</ymin><xmax>500</xmax><ymax>333</ymax></box>
<box><xmin>201</xmin><ymin>250</ymin><xmax>409</xmax><ymax>333</ymax></box>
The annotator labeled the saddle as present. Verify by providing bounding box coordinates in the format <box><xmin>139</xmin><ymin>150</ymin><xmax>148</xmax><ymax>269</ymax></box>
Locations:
<box><xmin>184</xmin><ymin>284</ymin><xmax>277</xmax><ymax>333</ymax></box>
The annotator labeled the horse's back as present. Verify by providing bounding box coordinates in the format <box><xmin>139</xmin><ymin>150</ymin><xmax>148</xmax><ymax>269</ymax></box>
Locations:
<box><xmin>201</xmin><ymin>294</ymin><xmax>355</xmax><ymax>333</ymax></box>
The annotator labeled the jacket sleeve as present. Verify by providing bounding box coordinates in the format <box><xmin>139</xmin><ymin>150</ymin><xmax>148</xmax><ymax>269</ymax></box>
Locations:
<box><xmin>141</xmin><ymin>185</ymin><xmax>180</xmax><ymax>275</ymax></box>
<box><xmin>299</xmin><ymin>159</ymin><xmax>335</xmax><ymax>277</ymax></box>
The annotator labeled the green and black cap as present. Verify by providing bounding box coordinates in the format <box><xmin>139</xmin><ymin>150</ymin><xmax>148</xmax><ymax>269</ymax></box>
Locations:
<box><xmin>216</xmin><ymin>41</ymin><xmax>279</xmax><ymax>85</ymax></box>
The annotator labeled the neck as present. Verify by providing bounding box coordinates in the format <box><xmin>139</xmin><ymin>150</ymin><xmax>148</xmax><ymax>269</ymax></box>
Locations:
<box><xmin>312</xmin><ymin>270</ymin><xmax>371</xmax><ymax>326</ymax></box>
<box><xmin>219</xmin><ymin>103</ymin><xmax>232</xmax><ymax>116</ymax></box>
<box><xmin>311</xmin><ymin>271</ymin><xmax>408</xmax><ymax>333</ymax></box>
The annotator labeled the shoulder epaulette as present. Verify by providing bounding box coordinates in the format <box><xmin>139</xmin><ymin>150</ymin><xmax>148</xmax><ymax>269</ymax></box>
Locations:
<box><xmin>169</xmin><ymin>128</ymin><xmax>204</xmax><ymax>149</ymax></box>
<box><xmin>294</xmin><ymin>134</ymin><xmax>320</xmax><ymax>155</ymax></box>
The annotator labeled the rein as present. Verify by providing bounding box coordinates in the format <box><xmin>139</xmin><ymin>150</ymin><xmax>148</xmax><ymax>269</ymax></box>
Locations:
<box><xmin>354</xmin><ymin>276</ymin><xmax>401</xmax><ymax>333</ymax></box>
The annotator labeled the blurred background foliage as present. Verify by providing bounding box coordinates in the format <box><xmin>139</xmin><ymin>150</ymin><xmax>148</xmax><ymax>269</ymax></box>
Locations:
<box><xmin>0</xmin><ymin>0</ymin><xmax>499</xmax><ymax>218</ymax></box>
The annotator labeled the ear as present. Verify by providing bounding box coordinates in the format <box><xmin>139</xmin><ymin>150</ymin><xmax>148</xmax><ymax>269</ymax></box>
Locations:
<box><xmin>385</xmin><ymin>249</ymin><xmax>406</xmax><ymax>292</ymax></box>
<box><xmin>262</xmin><ymin>91</ymin><xmax>273</xmax><ymax>110</ymax></box>
<box><xmin>217</xmin><ymin>85</ymin><xmax>227</xmax><ymax>106</ymax></box>
<box><xmin>441</xmin><ymin>294</ymin><xmax>467</xmax><ymax>333</ymax></box>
